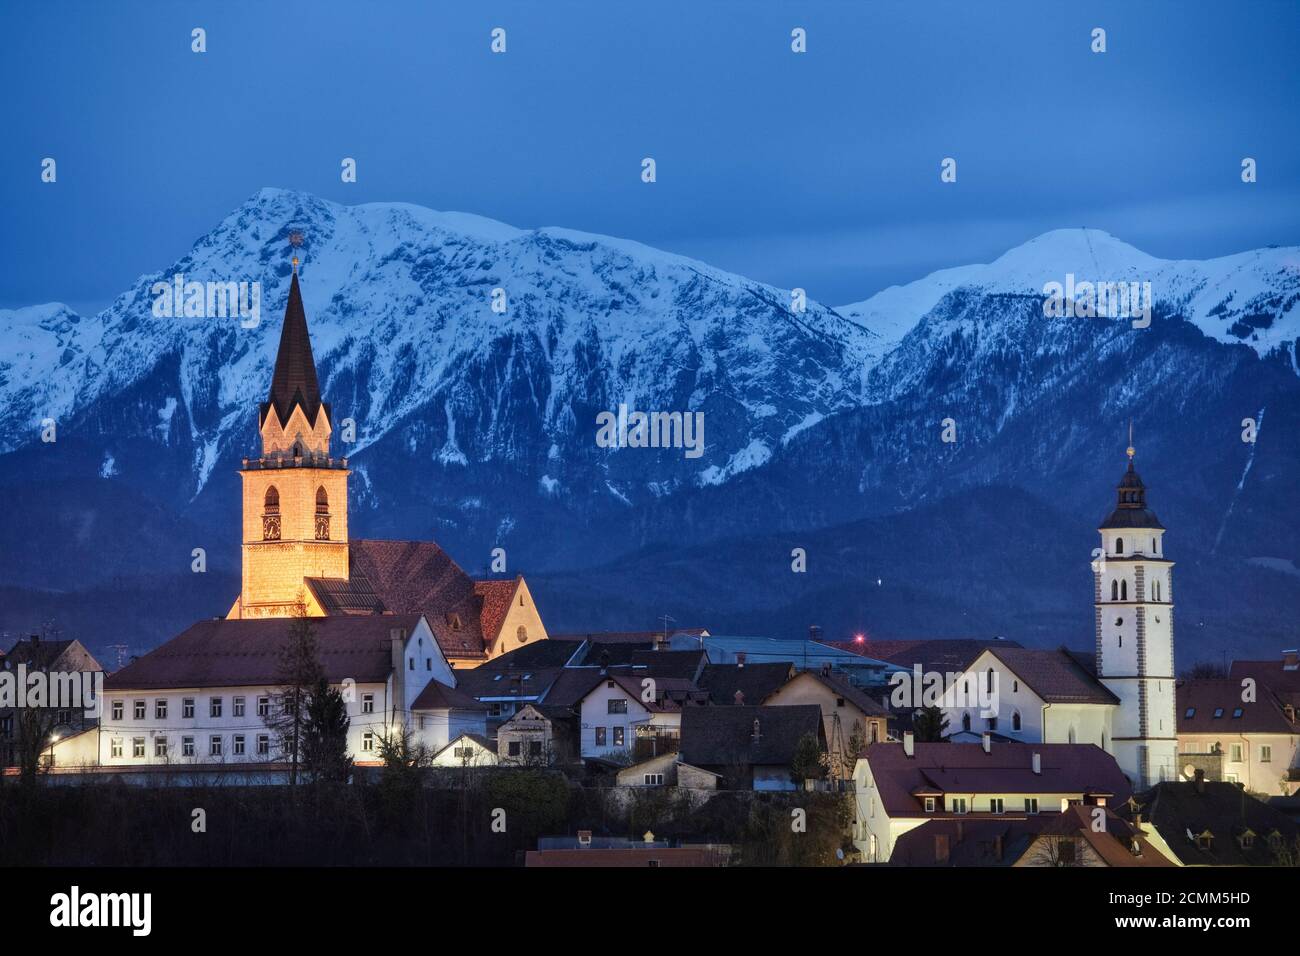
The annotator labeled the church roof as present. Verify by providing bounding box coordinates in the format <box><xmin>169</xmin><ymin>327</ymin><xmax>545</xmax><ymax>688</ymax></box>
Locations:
<box><xmin>348</xmin><ymin>539</ymin><xmax>492</xmax><ymax>660</ymax></box>
<box><xmin>260</xmin><ymin>271</ymin><xmax>329</xmax><ymax>429</ymax></box>
<box><xmin>1100</xmin><ymin>458</ymin><xmax>1163</xmax><ymax>530</ymax></box>
<box><xmin>981</xmin><ymin>646</ymin><xmax>1119</xmax><ymax>705</ymax></box>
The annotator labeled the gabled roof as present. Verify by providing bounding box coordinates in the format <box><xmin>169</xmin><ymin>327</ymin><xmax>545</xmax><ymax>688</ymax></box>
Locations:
<box><xmin>261</xmin><ymin>272</ymin><xmax>329</xmax><ymax>429</ymax></box>
<box><xmin>476</xmin><ymin>638</ymin><xmax>584</xmax><ymax>672</ymax></box>
<box><xmin>860</xmin><ymin>742</ymin><xmax>1131</xmax><ymax>818</ymax></box>
<box><xmin>1228</xmin><ymin>658</ymin><xmax>1300</xmax><ymax>708</ymax></box>
<box><xmin>455</xmin><ymin>666</ymin><xmax>565</xmax><ymax>702</ymax></box>
<box><xmin>2</xmin><ymin>637</ymin><xmax>102</xmax><ymax>673</ymax></box>
<box><xmin>411</xmin><ymin>679</ymin><xmax>489</xmax><ymax>712</ymax></box>
<box><xmin>772</xmin><ymin>668</ymin><xmax>890</xmax><ymax>717</ymax></box>
<box><xmin>980</xmin><ymin>647</ymin><xmax>1119</xmax><ymax>705</ymax></box>
<box><xmin>679</xmin><ymin>704</ymin><xmax>823</xmax><ymax>768</ymax></box>
<box><xmin>696</xmin><ymin>662</ymin><xmax>794</xmax><ymax>706</ymax></box>
<box><xmin>1177</xmin><ymin>679</ymin><xmax>1299</xmax><ymax>734</ymax></box>
<box><xmin>599</xmin><ymin>675</ymin><xmax>709</xmax><ymax>712</ymax></box>
<box><xmin>1140</xmin><ymin>781</ymin><xmax>1299</xmax><ymax>865</ymax></box>
<box><xmin>349</xmin><ymin>539</ymin><xmax>489</xmax><ymax>659</ymax></box>
<box><xmin>104</xmin><ymin>614</ymin><xmax>426</xmax><ymax>690</ymax></box>
<box><xmin>431</xmin><ymin>732</ymin><xmax>495</xmax><ymax>760</ymax></box>
<box><xmin>474</xmin><ymin>578</ymin><xmax>521</xmax><ymax>645</ymax></box>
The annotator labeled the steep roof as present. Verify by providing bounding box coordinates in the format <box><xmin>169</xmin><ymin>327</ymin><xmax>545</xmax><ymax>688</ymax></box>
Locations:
<box><xmin>474</xmin><ymin>578</ymin><xmax>521</xmax><ymax>645</ymax></box>
<box><xmin>1177</xmin><ymin>679</ymin><xmax>1298</xmax><ymax>735</ymax></box>
<box><xmin>3</xmin><ymin>637</ymin><xmax>102</xmax><ymax>673</ymax></box>
<box><xmin>982</xmin><ymin>647</ymin><xmax>1119</xmax><ymax>705</ymax></box>
<box><xmin>679</xmin><ymin>704</ymin><xmax>823</xmax><ymax>768</ymax></box>
<box><xmin>104</xmin><ymin>614</ymin><xmax>425</xmax><ymax>690</ymax></box>
<box><xmin>1140</xmin><ymin>781</ymin><xmax>1299</xmax><ymax>865</ymax></box>
<box><xmin>860</xmin><ymin>742</ymin><xmax>1131</xmax><ymax>818</ymax></box>
<box><xmin>348</xmin><ymin>539</ymin><xmax>489</xmax><ymax>659</ymax></box>
<box><xmin>1228</xmin><ymin>657</ymin><xmax>1300</xmax><ymax>707</ymax></box>
<box><xmin>697</xmin><ymin>662</ymin><xmax>794</xmax><ymax>706</ymax></box>
<box><xmin>261</xmin><ymin>272</ymin><xmax>328</xmax><ymax>429</ymax></box>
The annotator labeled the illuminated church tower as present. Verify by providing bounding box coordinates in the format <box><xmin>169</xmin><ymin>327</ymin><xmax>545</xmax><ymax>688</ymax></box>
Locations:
<box><xmin>228</xmin><ymin>258</ymin><xmax>350</xmax><ymax>619</ymax></box>
<box><xmin>1093</xmin><ymin>433</ymin><xmax>1177</xmax><ymax>789</ymax></box>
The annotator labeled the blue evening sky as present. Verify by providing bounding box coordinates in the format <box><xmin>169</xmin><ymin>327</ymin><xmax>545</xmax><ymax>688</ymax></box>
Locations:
<box><xmin>1</xmin><ymin>0</ymin><xmax>1297</xmax><ymax>315</ymax></box>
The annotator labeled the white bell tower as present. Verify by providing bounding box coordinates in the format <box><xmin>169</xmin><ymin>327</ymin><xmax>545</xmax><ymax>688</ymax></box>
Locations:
<box><xmin>1093</xmin><ymin>431</ymin><xmax>1177</xmax><ymax>789</ymax></box>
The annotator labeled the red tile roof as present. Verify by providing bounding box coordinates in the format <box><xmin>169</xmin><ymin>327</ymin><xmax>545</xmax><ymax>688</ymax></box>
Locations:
<box><xmin>349</xmin><ymin>540</ymin><xmax>488</xmax><ymax>659</ymax></box>
<box><xmin>104</xmin><ymin>615</ymin><xmax>425</xmax><ymax>690</ymax></box>
<box><xmin>860</xmin><ymin>742</ymin><xmax>1131</xmax><ymax>818</ymax></box>
<box><xmin>474</xmin><ymin>578</ymin><xmax>520</xmax><ymax>646</ymax></box>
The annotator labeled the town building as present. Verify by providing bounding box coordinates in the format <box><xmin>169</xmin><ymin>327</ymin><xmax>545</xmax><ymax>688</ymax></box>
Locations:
<box><xmin>1138</xmin><ymin>776</ymin><xmax>1300</xmax><ymax>865</ymax></box>
<box><xmin>1175</xmin><ymin>678</ymin><xmax>1300</xmax><ymax>796</ymax></box>
<box><xmin>851</xmin><ymin>735</ymin><xmax>1132</xmax><ymax>863</ymax></box>
<box><xmin>677</xmin><ymin>703</ymin><xmax>825</xmax><ymax>791</ymax></box>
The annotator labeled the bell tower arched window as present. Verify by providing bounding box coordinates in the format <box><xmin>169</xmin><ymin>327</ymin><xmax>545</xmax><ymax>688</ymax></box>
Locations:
<box><xmin>262</xmin><ymin>486</ymin><xmax>281</xmax><ymax>541</ymax></box>
<box><xmin>314</xmin><ymin>486</ymin><xmax>330</xmax><ymax>540</ymax></box>
<box><xmin>1121</xmin><ymin>579</ymin><xmax>1128</xmax><ymax>601</ymax></box>
<box><xmin>1111</xmin><ymin>580</ymin><xmax>1119</xmax><ymax>601</ymax></box>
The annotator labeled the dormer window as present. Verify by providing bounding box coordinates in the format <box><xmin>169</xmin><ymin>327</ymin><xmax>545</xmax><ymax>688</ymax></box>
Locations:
<box><xmin>448</xmin><ymin>613</ymin><xmax>463</xmax><ymax>631</ymax></box>
<box><xmin>293</xmin><ymin>442</ymin><xmax>303</xmax><ymax>458</ymax></box>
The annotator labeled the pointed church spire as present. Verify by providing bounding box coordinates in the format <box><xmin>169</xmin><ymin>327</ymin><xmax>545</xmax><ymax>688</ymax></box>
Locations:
<box><xmin>260</xmin><ymin>268</ymin><xmax>327</xmax><ymax>429</ymax></box>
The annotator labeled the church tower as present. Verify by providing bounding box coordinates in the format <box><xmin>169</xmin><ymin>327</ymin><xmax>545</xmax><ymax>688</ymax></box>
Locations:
<box><xmin>228</xmin><ymin>259</ymin><xmax>350</xmax><ymax>619</ymax></box>
<box><xmin>1093</xmin><ymin>434</ymin><xmax>1177</xmax><ymax>789</ymax></box>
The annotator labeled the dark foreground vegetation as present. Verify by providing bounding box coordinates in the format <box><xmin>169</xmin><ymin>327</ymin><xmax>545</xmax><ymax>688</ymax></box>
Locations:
<box><xmin>0</xmin><ymin>770</ymin><xmax>851</xmax><ymax>866</ymax></box>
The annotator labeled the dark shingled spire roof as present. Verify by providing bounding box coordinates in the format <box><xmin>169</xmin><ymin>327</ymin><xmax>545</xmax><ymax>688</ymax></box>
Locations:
<box><xmin>260</xmin><ymin>271</ymin><xmax>328</xmax><ymax>427</ymax></box>
<box><xmin>1100</xmin><ymin>457</ymin><xmax>1163</xmax><ymax>530</ymax></box>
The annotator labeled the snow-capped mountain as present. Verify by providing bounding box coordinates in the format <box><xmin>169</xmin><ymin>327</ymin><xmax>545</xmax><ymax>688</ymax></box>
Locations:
<box><xmin>2</xmin><ymin>190</ymin><xmax>1299</xmax><ymax>660</ymax></box>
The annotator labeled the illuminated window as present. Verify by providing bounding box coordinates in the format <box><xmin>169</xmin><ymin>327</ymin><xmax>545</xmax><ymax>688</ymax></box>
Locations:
<box><xmin>110</xmin><ymin>738</ymin><xmax>123</xmax><ymax>758</ymax></box>
<box><xmin>361</xmin><ymin>732</ymin><xmax>375</xmax><ymax>752</ymax></box>
<box><xmin>132</xmin><ymin>738</ymin><xmax>145</xmax><ymax>758</ymax></box>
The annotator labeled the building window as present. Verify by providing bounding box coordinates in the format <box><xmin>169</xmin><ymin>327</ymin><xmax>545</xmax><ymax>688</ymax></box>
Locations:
<box><xmin>1230</xmin><ymin>744</ymin><xmax>1243</xmax><ymax>763</ymax></box>
<box><xmin>1231</xmin><ymin>708</ymin><xmax>1243</xmax><ymax>718</ymax></box>
<box><xmin>263</xmin><ymin>487</ymin><xmax>281</xmax><ymax>541</ymax></box>
<box><xmin>183</xmin><ymin>698</ymin><xmax>195</xmax><ymax>719</ymax></box>
<box><xmin>182</xmin><ymin>736</ymin><xmax>195</xmax><ymax>757</ymax></box>
<box><xmin>1059</xmin><ymin>840</ymin><xmax>1077</xmax><ymax>864</ymax></box>
<box><xmin>155</xmin><ymin>699</ymin><xmax>167</xmax><ymax>720</ymax></box>
<box><xmin>529</xmin><ymin>740</ymin><xmax>543</xmax><ymax>757</ymax></box>
<box><xmin>508</xmin><ymin>741</ymin><xmax>521</xmax><ymax>757</ymax></box>
<box><xmin>210</xmin><ymin>736</ymin><xmax>223</xmax><ymax>757</ymax></box>
<box><xmin>110</xmin><ymin>738</ymin><xmax>123</xmax><ymax>758</ymax></box>
<box><xmin>209</xmin><ymin>697</ymin><xmax>222</xmax><ymax>719</ymax></box>
<box><xmin>154</xmin><ymin>737</ymin><xmax>168</xmax><ymax>758</ymax></box>
<box><xmin>961</xmin><ymin>713</ymin><xmax>971</xmax><ymax>732</ymax></box>
<box><xmin>989</xmin><ymin>798</ymin><xmax>1004</xmax><ymax>813</ymax></box>
<box><xmin>517</xmin><ymin>625</ymin><xmax>528</xmax><ymax>643</ymax></box>
<box><xmin>233</xmin><ymin>735</ymin><xmax>245</xmax><ymax>756</ymax></box>
<box><xmin>1111</xmin><ymin>580</ymin><xmax>1118</xmax><ymax>601</ymax></box>
<box><xmin>133</xmin><ymin>699</ymin><xmax>146</xmax><ymax>720</ymax></box>
<box><xmin>950</xmin><ymin>798</ymin><xmax>968</xmax><ymax>814</ymax></box>
<box><xmin>233</xmin><ymin>696</ymin><xmax>245</xmax><ymax>717</ymax></box>
<box><xmin>644</xmin><ymin>773</ymin><xmax>664</xmax><ymax>786</ymax></box>
<box><xmin>409</xmin><ymin>658</ymin><xmax>414</xmax><ymax>671</ymax></box>
<box><xmin>595</xmin><ymin>727</ymin><xmax>607</xmax><ymax>747</ymax></box>
<box><xmin>132</xmin><ymin>738</ymin><xmax>145</xmax><ymax>758</ymax></box>
<box><xmin>1213</xmin><ymin>708</ymin><xmax>1223</xmax><ymax>719</ymax></box>
<box><xmin>1121</xmin><ymin>580</ymin><xmax>1128</xmax><ymax>601</ymax></box>
<box><xmin>1011</xmin><ymin>711</ymin><xmax>1022</xmax><ymax>732</ymax></box>
<box><xmin>986</xmin><ymin>716</ymin><xmax>998</xmax><ymax>731</ymax></box>
<box><xmin>111</xmin><ymin>700</ymin><xmax>123</xmax><ymax>721</ymax></box>
<box><xmin>1261</xmin><ymin>745</ymin><xmax>1272</xmax><ymax>763</ymax></box>
<box><xmin>1116</xmin><ymin>538</ymin><xmax>1124</xmax><ymax>554</ymax></box>
<box><xmin>1025</xmin><ymin>798</ymin><xmax>1039</xmax><ymax>814</ymax></box>
<box><xmin>608</xmin><ymin>699</ymin><xmax>627</xmax><ymax>714</ymax></box>
<box><xmin>924</xmin><ymin>796</ymin><xmax>936</xmax><ymax>812</ymax></box>
<box><xmin>361</xmin><ymin>732</ymin><xmax>374</xmax><ymax>753</ymax></box>
<box><xmin>362</xmin><ymin>693</ymin><xmax>374</xmax><ymax>714</ymax></box>
<box><xmin>257</xmin><ymin>696</ymin><xmax>270</xmax><ymax>718</ymax></box>
<box><xmin>256</xmin><ymin>734</ymin><xmax>270</xmax><ymax>756</ymax></box>
<box><xmin>613</xmin><ymin>727</ymin><xmax>625</xmax><ymax>747</ymax></box>
<box><xmin>315</xmin><ymin>486</ymin><xmax>329</xmax><ymax>514</ymax></box>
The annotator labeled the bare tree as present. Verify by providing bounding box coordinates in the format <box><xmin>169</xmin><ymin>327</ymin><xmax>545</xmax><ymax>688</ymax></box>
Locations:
<box><xmin>267</xmin><ymin>597</ymin><xmax>324</xmax><ymax>787</ymax></box>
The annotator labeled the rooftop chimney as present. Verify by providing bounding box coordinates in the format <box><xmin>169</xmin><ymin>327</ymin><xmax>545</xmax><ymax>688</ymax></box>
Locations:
<box><xmin>751</xmin><ymin>718</ymin><xmax>761</xmax><ymax>743</ymax></box>
<box><xmin>808</xmin><ymin>625</ymin><xmax>823</xmax><ymax>645</ymax></box>
<box><xmin>736</xmin><ymin>652</ymin><xmax>747</xmax><ymax>668</ymax></box>
<box><xmin>903</xmin><ymin>731</ymin><xmax>915</xmax><ymax>757</ymax></box>
<box><xmin>981</xmin><ymin>732</ymin><xmax>991</xmax><ymax>754</ymax></box>
<box><xmin>1194</xmin><ymin>767</ymin><xmax>1205</xmax><ymax>793</ymax></box>
<box><xmin>1032</xmin><ymin>752</ymin><xmax>1041</xmax><ymax>775</ymax></box>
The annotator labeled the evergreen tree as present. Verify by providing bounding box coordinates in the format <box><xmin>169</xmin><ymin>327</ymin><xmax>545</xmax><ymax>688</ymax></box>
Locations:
<box><xmin>301</xmin><ymin>677</ymin><xmax>352</xmax><ymax>784</ymax></box>
<box><xmin>912</xmin><ymin>705</ymin><xmax>949</xmax><ymax>743</ymax></box>
<box><xmin>268</xmin><ymin>597</ymin><xmax>324</xmax><ymax>786</ymax></box>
